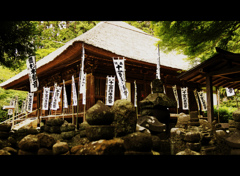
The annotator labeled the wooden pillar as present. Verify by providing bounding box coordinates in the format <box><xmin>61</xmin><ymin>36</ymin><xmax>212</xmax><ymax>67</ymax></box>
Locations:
<box><xmin>87</xmin><ymin>73</ymin><xmax>95</xmax><ymax>109</ymax></box>
<box><xmin>206</xmin><ymin>75</ymin><xmax>214</xmax><ymax>123</ymax></box>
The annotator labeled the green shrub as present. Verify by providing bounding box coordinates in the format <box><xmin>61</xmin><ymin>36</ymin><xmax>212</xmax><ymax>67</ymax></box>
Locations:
<box><xmin>204</xmin><ymin>106</ymin><xmax>237</xmax><ymax>123</ymax></box>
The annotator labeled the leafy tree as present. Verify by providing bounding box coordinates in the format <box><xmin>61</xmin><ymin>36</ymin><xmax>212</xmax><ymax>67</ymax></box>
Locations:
<box><xmin>34</xmin><ymin>21</ymin><xmax>98</xmax><ymax>61</ymax></box>
<box><xmin>0</xmin><ymin>21</ymin><xmax>38</xmax><ymax>70</ymax></box>
<box><xmin>125</xmin><ymin>21</ymin><xmax>154</xmax><ymax>35</ymax></box>
<box><xmin>151</xmin><ymin>21</ymin><xmax>240</xmax><ymax>64</ymax></box>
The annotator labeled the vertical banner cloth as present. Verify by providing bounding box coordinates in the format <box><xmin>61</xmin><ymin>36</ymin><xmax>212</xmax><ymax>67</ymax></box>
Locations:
<box><xmin>156</xmin><ymin>45</ymin><xmax>161</xmax><ymax>80</ymax></box>
<box><xmin>26</xmin><ymin>56</ymin><xmax>38</xmax><ymax>92</ymax></box>
<box><xmin>193</xmin><ymin>89</ymin><xmax>200</xmax><ymax>111</ymax></box>
<box><xmin>113</xmin><ymin>57</ymin><xmax>129</xmax><ymax>100</ymax></box>
<box><xmin>134</xmin><ymin>80</ymin><xmax>137</xmax><ymax>107</ymax></box>
<box><xmin>72</xmin><ymin>75</ymin><xmax>77</xmax><ymax>106</ymax></box>
<box><xmin>80</xmin><ymin>72</ymin><xmax>86</xmax><ymax>94</ymax></box>
<box><xmin>105</xmin><ymin>76</ymin><xmax>115</xmax><ymax>106</ymax></box>
<box><xmin>50</xmin><ymin>84</ymin><xmax>62</xmax><ymax>110</ymax></box>
<box><xmin>226</xmin><ymin>87</ymin><xmax>235</xmax><ymax>97</ymax></box>
<box><xmin>82</xmin><ymin>73</ymin><xmax>87</xmax><ymax>105</ymax></box>
<box><xmin>63</xmin><ymin>80</ymin><xmax>68</xmax><ymax>109</ymax></box>
<box><xmin>172</xmin><ymin>85</ymin><xmax>179</xmax><ymax>108</ymax></box>
<box><xmin>181</xmin><ymin>87</ymin><xmax>189</xmax><ymax>110</ymax></box>
<box><xmin>197</xmin><ymin>91</ymin><xmax>207</xmax><ymax>111</ymax></box>
<box><xmin>42</xmin><ymin>87</ymin><xmax>50</xmax><ymax>110</ymax></box>
<box><xmin>27</xmin><ymin>92</ymin><xmax>34</xmax><ymax>112</ymax></box>
<box><xmin>79</xmin><ymin>43</ymin><xmax>85</xmax><ymax>94</ymax></box>
<box><xmin>55</xmin><ymin>86</ymin><xmax>62</xmax><ymax>109</ymax></box>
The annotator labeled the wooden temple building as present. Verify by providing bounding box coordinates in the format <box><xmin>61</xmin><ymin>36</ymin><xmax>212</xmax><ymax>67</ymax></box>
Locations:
<box><xmin>0</xmin><ymin>21</ymin><xmax>199</xmax><ymax>122</ymax></box>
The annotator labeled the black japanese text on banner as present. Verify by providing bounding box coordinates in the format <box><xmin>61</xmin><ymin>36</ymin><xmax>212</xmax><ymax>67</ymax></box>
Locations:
<box><xmin>27</xmin><ymin>56</ymin><xmax>38</xmax><ymax>92</ymax></box>
<box><xmin>27</xmin><ymin>92</ymin><xmax>34</xmax><ymax>112</ymax></box>
<box><xmin>80</xmin><ymin>72</ymin><xmax>86</xmax><ymax>94</ymax></box>
<box><xmin>113</xmin><ymin>57</ymin><xmax>129</xmax><ymax>100</ymax></box>
<box><xmin>79</xmin><ymin>44</ymin><xmax>85</xmax><ymax>94</ymax></box>
<box><xmin>105</xmin><ymin>76</ymin><xmax>115</xmax><ymax>106</ymax></box>
<box><xmin>63</xmin><ymin>80</ymin><xmax>68</xmax><ymax>109</ymax></box>
<box><xmin>42</xmin><ymin>87</ymin><xmax>50</xmax><ymax>110</ymax></box>
<box><xmin>82</xmin><ymin>73</ymin><xmax>87</xmax><ymax>105</ymax></box>
<box><xmin>172</xmin><ymin>85</ymin><xmax>179</xmax><ymax>108</ymax></box>
<box><xmin>55</xmin><ymin>86</ymin><xmax>62</xmax><ymax>109</ymax></box>
<box><xmin>72</xmin><ymin>75</ymin><xmax>77</xmax><ymax>106</ymax></box>
<box><xmin>50</xmin><ymin>83</ymin><xmax>58</xmax><ymax>110</ymax></box>
<box><xmin>197</xmin><ymin>91</ymin><xmax>207</xmax><ymax>111</ymax></box>
<box><xmin>181</xmin><ymin>87</ymin><xmax>189</xmax><ymax>110</ymax></box>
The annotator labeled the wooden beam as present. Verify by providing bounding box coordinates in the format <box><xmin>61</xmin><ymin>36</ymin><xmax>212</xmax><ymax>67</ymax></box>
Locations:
<box><xmin>206</xmin><ymin>75</ymin><xmax>214</xmax><ymax>123</ymax></box>
<box><xmin>208</xmin><ymin>66</ymin><xmax>240</xmax><ymax>76</ymax></box>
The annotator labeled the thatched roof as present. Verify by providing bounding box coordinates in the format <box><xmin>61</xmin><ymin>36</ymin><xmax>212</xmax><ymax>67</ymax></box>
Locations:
<box><xmin>0</xmin><ymin>21</ymin><xmax>191</xmax><ymax>89</ymax></box>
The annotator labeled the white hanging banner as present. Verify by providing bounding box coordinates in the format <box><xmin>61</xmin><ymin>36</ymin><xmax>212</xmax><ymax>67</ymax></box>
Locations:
<box><xmin>27</xmin><ymin>92</ymin><xmax>34</xmax><ymax>112</ymax></box>
<box><xmin>42</xmin><ymin>87</ymin><xmax>50</xmax><ymax>110</ymax></box>
<box><xmin>26</xmin><ymin>56</ymin><xmax>38</xmax><ymax>92</ymax></box>
<box><xmin>134</xmin><ymin>80</ymin><xmax>137</xmax><ymax>107</ymax></box>
<box><xmin>105</xmin><ymin>76</ymin><xmax>115</xmax><ymax>106</ymax></box>
<box><xmin>50</xmin><ymin>83</ymin><xmax>58</xmax><ymax>110</ymax></box>
<box><xmin>82</xmin><ymin>73</ymin><xmax>87</xmax><ymax>105</ymax></box>
<box><xmin>113</xmin><ymin>57</ymin><xmax>129</xmax><ymax>100</ymax></box>
<box><xmin>72</xmin><ymin>75</ymin><xmax>78</xmax><ymax>106</ymax></box>
<box><xmin>156</xmin><ymin>45</ymin><xmax>161</xmax><ymax>80</ymax></box>
<box><xmin>80</xmin><ymin>72</ymin><xmax>86</xmax><ymax>94</ymax></box>
<box><xmin>55</xmin><ymin>86</ymin><xmax>62</xmax><ymax>110</ymax></box>
<box><xmin>79</xmin><ymin>43</ymin><xmax>85</xmax><ymax>94</ymax></box>
<box><xmin>63</xmin><ymin>80</ymin><xmax>68</xmax><ymax>109</ymax></box>
<box><xmin>172</xmin><ymin>85</ymin><xmax>179</xmax><ymax>108</ymax></box>
<box><xmin>193</xmin><ymin>89</ymin><xmax>200</xmax><ymax>111</ymax></box>
<box><xmin>226</xmin><ymin>87</ymin><xmax>235</xmax><ymax>97</ymax></box>
<box><xmin>181</xmin><ymin>87</ymin><xmax>189</xmax><ymax>110</ymax></box>
<box><xmin>198</xmin><ymin>91</ymin><xmax>207</xmax><ymax>111</ymax></box>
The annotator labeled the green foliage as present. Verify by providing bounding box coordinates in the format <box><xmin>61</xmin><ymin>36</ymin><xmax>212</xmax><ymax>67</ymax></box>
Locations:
<box><xmin>0</xmin><ymin>21</ymin><xmax>38</xmax><ymax>69</ymax></box>
<box><xmin>214</xmin><ymin>106</ymin><xmax>237</xmax><ymax>123</ymax></box>
<box><xmin>204</xmin><ymin>105</ymin><xmax>237</xmax><ymax>123</ymax></box>
<box><xmin>151</xmin><ymin>21</ymin><xmax>240</xmax><ymax>64</ymax></box>
<box><xmin>0</xmin><ymin>66</ymin><xmax>18</xmax><ymax>83</ymax></box>
<box><xmin>125</xmin><ymin>21</ymin><xmax>154</xmax><ymax>35</ymax></box>
<box><xmin>0</xmin><ymin>87</ymin><xmax>28</xmax><ymax>122</ymax></box>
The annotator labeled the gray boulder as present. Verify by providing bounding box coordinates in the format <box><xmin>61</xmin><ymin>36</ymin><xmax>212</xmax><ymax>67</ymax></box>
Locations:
<box><xmin>52</xmin><ymin>141</ymin><xmax>69</xmax><ymax>155</ymax></box>
<box><xmin>123</xmin><ymin>132</ymin><xmax>152</xmax><ymax>152</ymax></box>
<box><xmin>18</xmin><ymin>134</ymin><xmax>39</xmax><ymax>152</ymax></box>
<box><xmin>111</xmin><ymin>99</ymin><xmax>137</xmax><ymax>137</ymax></box>
<box><xmin>86</xmin><ymin>100</ymin><xmax>114</xmax><ymax>125</ymax></box>
<box><xmin>37</xmin><ymin>133</ymin><xmax>56</xmax><ymax>149</ymax></box>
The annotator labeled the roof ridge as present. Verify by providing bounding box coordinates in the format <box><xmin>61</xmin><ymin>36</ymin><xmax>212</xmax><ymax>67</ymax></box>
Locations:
<box><xmin>103</xmin><ymin>21</ymin><xmax>155</xmax><ymax>38</ymax></box>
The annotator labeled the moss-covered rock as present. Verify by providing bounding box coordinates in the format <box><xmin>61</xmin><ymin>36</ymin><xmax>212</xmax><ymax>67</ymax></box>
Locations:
<box><xmin>86</xmin><ymin>125</ymin><xmax>114</xmax><ymax>141</ymax></box>
<box><xmin>111</xmin><ymin>99</ymin><xmax>137</xmax><ymax>137</ymax></box>
<box><xmin>0</xmin><ymin>123</ymin><xmax>11</xmax><ymax>132</ymax></box>
<box><xmin>123</xmin><ymin>132</ymin><xmax>152</xmax><ymax>152</ymax></box>
<box><xmin>86</xmin><ymin>100</ymin><xmax>114</xmax><ymax>125</ymax></box>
